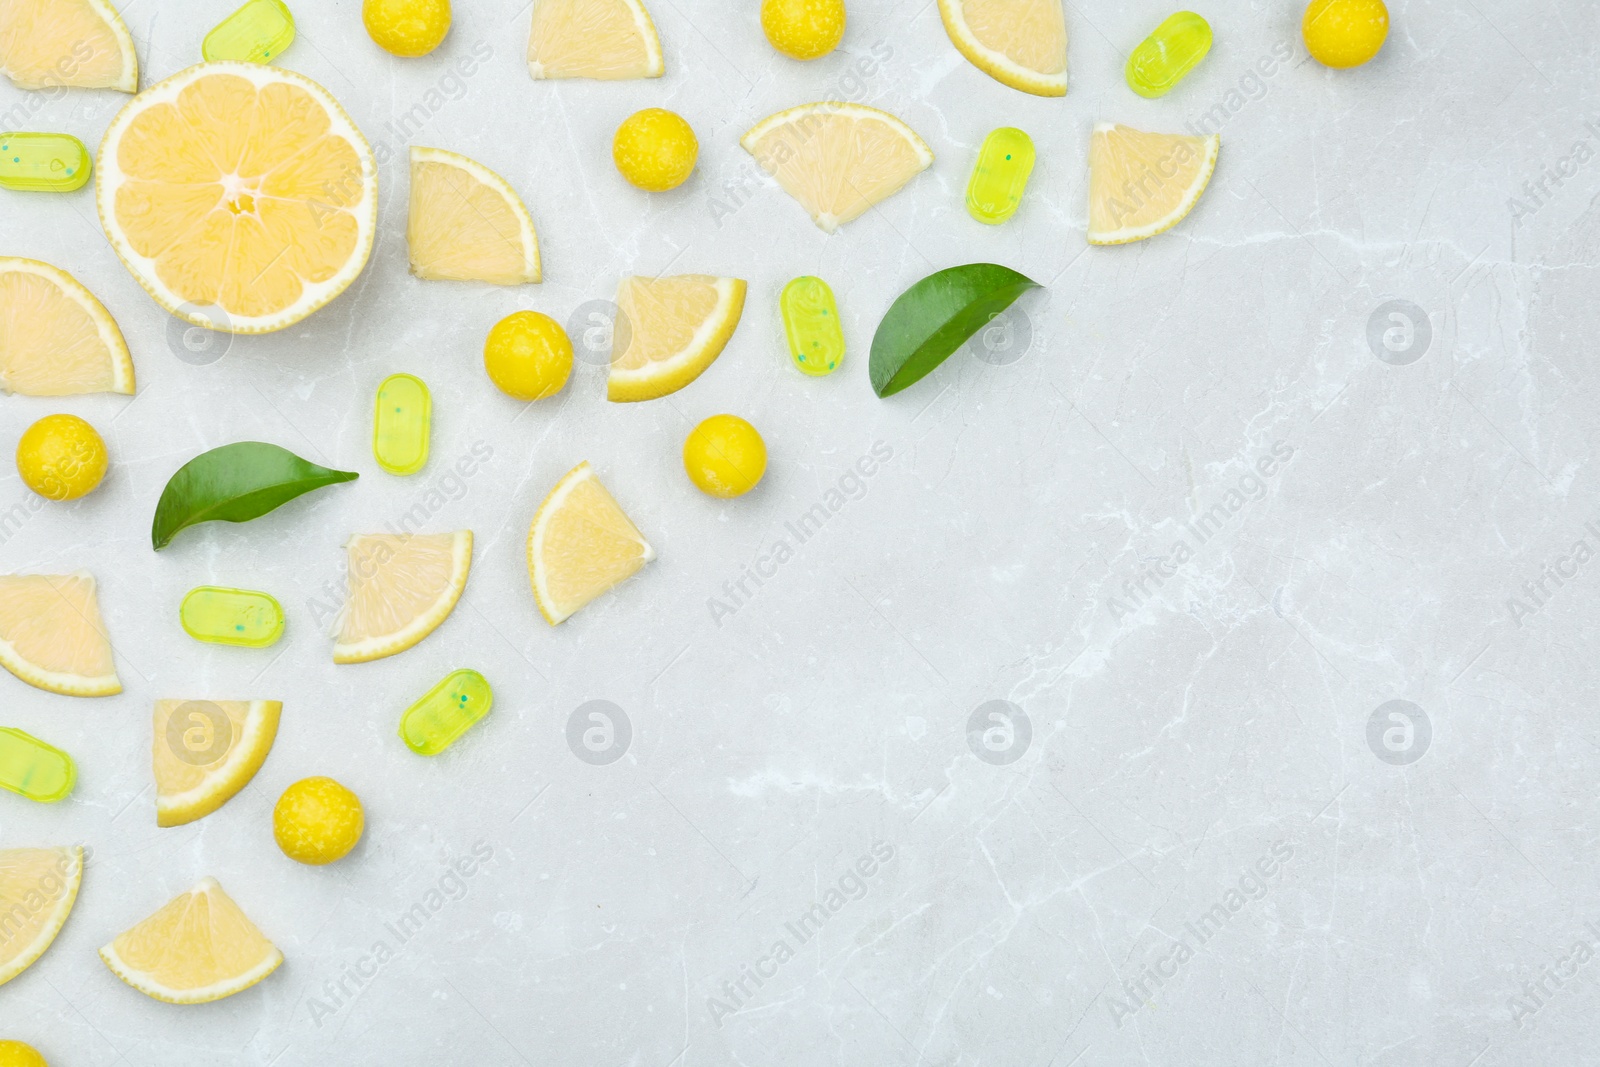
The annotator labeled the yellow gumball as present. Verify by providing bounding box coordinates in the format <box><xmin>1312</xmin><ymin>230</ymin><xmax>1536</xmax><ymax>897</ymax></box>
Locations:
<box><xmin>684</xmin><ymin>415</ymin><xmax>766</xmax><ymax>498</ymax></box>
<box><xmin>761</xmin><ymin>0</ymin><xmax>846</xmax><ymax>60</ymax></box>
<box><xmin>613</xmin><ymin>108</ymin><xmax>698</xmax><ymax>192</ymax></box>
<box><xmin>484</xmin><ymin>311</ymin><xmax>573</xmax><ymax>401</ymax></box>
<box><xmin>1302</xmin><ymin>0</ymin><xmax>1388</xmax><ymax>68</ymax></box>
<box><xmin>0</xmin><ymin>1041</ymin><xmax>47</xmax><ymax>1067</ymax></box>
<box><xmin>363</xmin><ymin>0</ymin><xmax>451</xmax><ymax>57</ymax></box>
<box><xmin>274</xmin><ymin>777</ymin><xmax>365</xmax><ymax>865</ymax></box>
<box><xmin>15</xmin><ymin>414</ymin><xmax>107</xmax><ymax>501</ymax></box>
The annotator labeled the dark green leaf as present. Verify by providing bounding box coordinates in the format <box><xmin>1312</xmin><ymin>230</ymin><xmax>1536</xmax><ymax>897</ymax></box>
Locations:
<box><xmin>152</xmin><ymin>442</ymin><xmax>358</xmax><ymax>550</ymax></box>
<box><xmin>869</xmin><ymin>263</ymin><xmax>1041</xmax><ymax>398</ymax></box>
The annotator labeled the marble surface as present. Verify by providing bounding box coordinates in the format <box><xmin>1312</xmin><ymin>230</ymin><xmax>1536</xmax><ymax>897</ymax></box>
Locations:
<box><xmin>3</xmin><ymin>0</ymin><xmax>1599</xmax><ymax>1063</ymax></box>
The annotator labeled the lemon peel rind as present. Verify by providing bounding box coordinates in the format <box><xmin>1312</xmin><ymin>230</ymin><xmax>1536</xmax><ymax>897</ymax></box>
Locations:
<box><xmin>527</xmin><ymin>462</ymin><xmax>656</xmax><ymax>625</ymax></box>
<box><xmin>605</xmin><ymin>277</ymin><xmax>746</xmax><ymax>402</ymax></box>
<box><xmin>1086</xmin><ymin>124</ymin><xmax>1219</xmax><ymax>246</ymax></box>
<box><xmin>0</xmin><ymin>846</ymin><xmax>83</xmax><ymax>987</ymax></box>
<box><xmin>155</xmin><ymin>700</ymin><xmax>282</xmax><ymax>827</ymax></box>
<box><xmin>0</xmin><ymin>257</ymin><xmax>136</xmax><ymax>396</ymax></box>
<box><xmin>408</xmin><ymin>146</ymin><xmax>541</xmax><ymax>284</ymax></box>
<box><xmin>936</xmin><ymin>0</ymin><xmax>1067</xmax><ymax>97</ymax></box>
<box><xmin>332</xmin><ymin>531</ymin><xmax>473</xmax><ymax>664</ymax></box>
<box><xmin>96</xmin><ymin>62</ymin><xmax>378</xmax><ymax>335</ymax></box>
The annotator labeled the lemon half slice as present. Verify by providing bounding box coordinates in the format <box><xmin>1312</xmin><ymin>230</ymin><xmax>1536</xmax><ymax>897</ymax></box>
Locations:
<box><xmin>97</xmin><ymin>62</ymin><xmax>377</xmax><ymax>334</ymax></box>
<box><xmin>606</xmin><ymin>274</ymin><xmax>745</xmax><ymax>402</ymax></box>
<box><xmin>740</xmin><ymin>102</ymin><xmax>932</xmax><ymax>232</ymax></box>
<box><xmin>527</xmin><ymin>0</ymin><xmax>664</xmax><ymax>80</ymax></box>
<box><xmin>1087</xmin><ymin>122</ymin><xmax>1219</xmax><ymax>244</ymax></box>
<box><xmin>0</xmin><ymin>573</ymin><xmax>120</xmax><ymax>697</ymax></box>
<box><xmin>0</xmin><ymin>846</ymin><xmax>83</xmax><ymax>987</ymax></box>
<box><xmin>153</xmin><ymin>699</ymin><xmax>281</xmax><ymax>827</ymax></box>
<box><xmin>938</xmin><ymin>0</ymin><xmax>1067</xmax><ymax>96</ymax></box>
<box><xmin>528</xmin><ymin>462</ymin><xmax>653</xmax><ymax>625</ymax></box>
<box><xmin>0</xmin><ymin>258</ymin><xmax>135</xmax><ymax>396</ymax></box>
<box><xmin>334</xmin><ymin>531</ymin><xmax>472</xmax><ymax>663</ymax></box>
<box><xmin>408</xmin><ymin>146</ymin><xmax>541</xmax><ymax>285</ymax></box>
<box><xmin>100</xmin><ymin>877</ymin><xmax>282</xmax><ymax>1004</ymax></box>
<box><xmin>0</xmin><ymin>0</ymin><xmax>138</xmax><ymax>91</ymax></box>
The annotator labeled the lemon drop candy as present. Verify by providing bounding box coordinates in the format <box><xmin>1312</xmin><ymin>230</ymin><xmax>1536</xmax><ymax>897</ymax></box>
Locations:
<box><xmin>373</xmin><ymin>373</ymin><xmax>430</xmax><ymax>475</ymax></box>
<box><xmin>780</xmin><ymin>276</ymin><xmax>844</xmax><ymax>375</ymax></box>
<box><xmin>1125</xmin><ymin>12</ymin><xmax>1211</xmax><ymax>98</ymax></box>
<box><xmin>0</xmin><ymin>727</ymin><xmax>75</xmax><ymax>803</ymax></box>
<box><xmin>966</xmin><ymin>127</ymin><xmax>1034</xmax><ymax>225</ymax></box>
<box><xmin>203</xmin><ymin>0</ymin><xmax>296</xmax><ymax>63</ymax></box>
<box><xmin>0</xmin><ymin>1041</ymin><xmax>47</xmax><ymax>1067</ymax></box>
<box><xmin>180</xmin><ymin>587</ymin><xmax>285</xmax><ymax>648</ymax></box>
<box><xmin>400</xmin><ymin>669</ymin><xmax>492</xmax><ymax>755</ymax></box>
<box><xmin>684</xmin><ymin>415</ymin><xmax>766</xmax><ymax>498</ymax></box>
<box><xmin>274</xmin><ymin>777</ymin><xmax>364</xmax><ymax>864</ymax></box>
<box><xmin>0</xmin><ymin>133</ymin><xmax>90</xmax><ymax>192</ymax></box>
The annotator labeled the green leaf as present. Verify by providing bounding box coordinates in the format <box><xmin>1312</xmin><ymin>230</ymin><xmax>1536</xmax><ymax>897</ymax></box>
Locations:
<box><xmin>152</xmin><ymin>442</ymin><xmax>358</xmax><ymax>550</ymax></box>
<box><xmin>869</xmin><ymin>263</ymin><xmax>1041</xmax><ymax>398</ymax></box>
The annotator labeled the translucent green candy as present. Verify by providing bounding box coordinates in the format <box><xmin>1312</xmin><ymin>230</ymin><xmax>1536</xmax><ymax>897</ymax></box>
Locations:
<box><xmin>0</xmin><ymin>727</ymin><xmax>75</xmax><ymax>802</ymax></box>
<box><xmin>1125</xmin><ymin>12</ymin><xmax>1212</xmax><ymax>98</ymax></box>
<box><xmin>400</xmin><ymin>669</ymin><xmax>492</xmax><ymax>756</ymax></box>
<box><xmin>965</xmin><ymin>127</ymin><xmax>1035</xmax><ymax>225</ymax></box>
<box><xmin>373</xmin><ymin>373</ymin><xmax>430</xmax><ymax>475</ymax></box>
<box><xmin>0</xmin><ymin>133</ymin><xmax>91</xmax><ymax>192</ymax></box>
<box><xmin>780</xmin><ymin>276</ymin><xmax>845</xmax><ymax>376</ymax></box>
<box><xmin>203</xmin><ymin>0</ymin><xmax>296</xmax><ymax>63</ymax></box>
<box><xmin>180</xmin><ymin>586</ymin><xmax>285</xmax><ymax>648</ymax></box>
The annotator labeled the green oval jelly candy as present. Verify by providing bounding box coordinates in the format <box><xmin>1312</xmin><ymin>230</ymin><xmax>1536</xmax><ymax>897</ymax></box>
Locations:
<box><xmin>966</xmin><ymin>127</ymin><xmax>1035</xmax><ymax>225</ymax></box>
<box><xmin>0</xmin><ymin>133</ymin><xmax>91</xmax><ymax>192</ymax></box>
<box><xmin>400</xmin><ymin>669</ymin><xmax>493</xmax><ymax>756</ymax></box>
<box><xmin>203</xmin><ymin>0</ymin><xmax>296</xmax><ymax>64</ymax></box>
<box><xmin>0</xmin><ymin>727</ymin><xmax>76</xmax><ymax>802</ymax></box>
<box><xmin>1126</xmin><ymin>12</ymin><xmax>1213</xmax><ymax>98</ymax></box>
<box><xmin>780</xmin><ymin>276</ymin><xmax>845</xmax><ymax>376</ymax></box>
<box><xmin>373</xmin><ymin>373</ymin><xmax>431</xmax><ymax>475</ymax></box>
<box><xmin>180</xmin><ymin>586</ymin><xmax>285</xmax><ymax>648</ymax></box>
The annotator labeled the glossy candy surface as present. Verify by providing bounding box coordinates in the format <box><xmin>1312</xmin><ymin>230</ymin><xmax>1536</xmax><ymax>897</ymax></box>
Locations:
<box><xmin>203</xmin><ymin>0</ymin><xmax>296</xmax><ymax>63</ymax></box>
<box><xmin>0</xmin><ymin>133</ymin><xmax>90</xmax><ymax>192</ymax></box>
<box><xmin>400</xmin><ymin>669</ymin><xmax>492</xmax><ymax>755</ymax></box>
<box><xmin>0</xmin><ymin>727</ymin><xmax>76</xmax><ymax>802</ymax></box>
<box><xmin>373</xmin><ymin>373</ymin><xmax>430</xmax><ymax>475</ymax></box>
<box><xmin>1125</xmin><ymin>11</ymin><xmax>1212</xmax><ymax>97</ymax></box>
<box><xmin>965</xmin><ymin>127</ymin><xmax>1035</xmax><ymax>225</ymax></box>
<box><xmin>180</xmin><ymin>586</ymin><xmax>285</xmax><ymax>648</ymax></box>
<box><xmin>779</xmin><ymin>276</ymin><xmax>845</xmax><ymax>376</ymax></box>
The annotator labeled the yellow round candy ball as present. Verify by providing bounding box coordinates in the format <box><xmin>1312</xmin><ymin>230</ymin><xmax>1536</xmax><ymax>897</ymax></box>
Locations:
<box><xmin>1302</xmin><ymin>0</ymin><xmax>1388</xmax><ymax>68</ymax></box>
<box><xmin>0</xmin><ymin>1041</ymin><xmax>47</xmax><ymax>1067</ymax></box>
<box><xmin>273</xmin><ymin>777</ymin><xmax>365</xmax><ymax>865</ymax></box>
<box><xmin>15</xmin><ymin>414</ymin><xmax>107</xmax><ymax>501</ymax></box>
<box><xmin>363</xmin><ymin>0</ymin><xmax>451</xmax><ymax>57</ymax></box>
<box><xmin>684</xmin><ymin>415</ymin><xmax>767</xmax><ymax>498</ymax></box>
<box><xmin>484</xmin><ymin>311</ymin><xmax>573</xmax><ymax>401</ymax></box>
<box><xmin>761</xmin><ymin>0</ymin><xmax>846</xmax><ymax>60</ymax></box>
<box><xmin>613</xmin><ymin>108</ymin><xmax>698</xmax><ymax>192</ymax></box>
